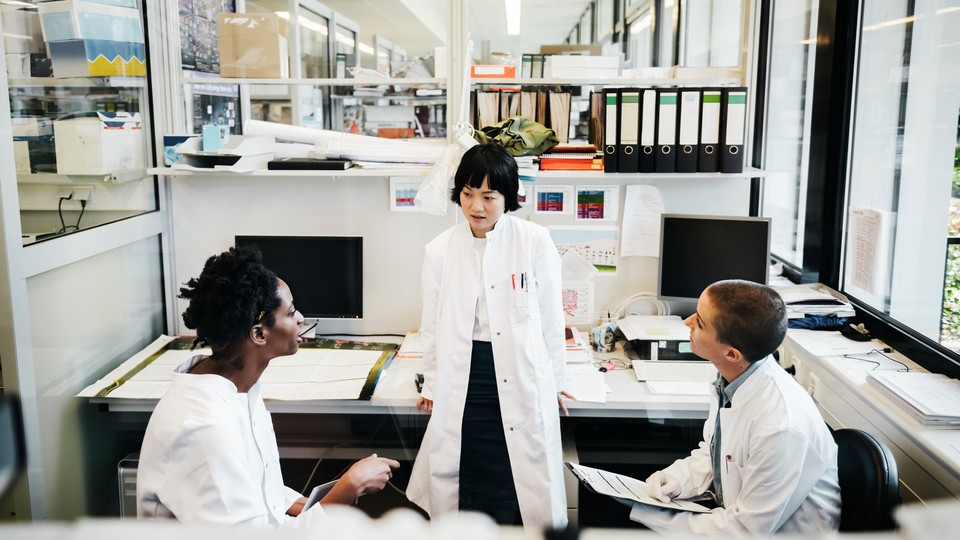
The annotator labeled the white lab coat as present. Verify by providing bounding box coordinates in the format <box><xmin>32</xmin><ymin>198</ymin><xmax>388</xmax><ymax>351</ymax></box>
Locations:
<box><xmin>407</xmin><ymin>215</ymin><xmax>568</xmax><ymax>529</ymax></box>
<box><xmin>630</xmin><ymin>358</ymin><xmax>841</xmax><ymax>535</ymax></box>
<box><xmin>137</xmin><ymin>356</ymin><xmax>325</xmax><ymax>527</ymax></box>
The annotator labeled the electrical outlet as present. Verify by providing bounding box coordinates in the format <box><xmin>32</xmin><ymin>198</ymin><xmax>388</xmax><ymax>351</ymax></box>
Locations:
<box><xmin>55</xmin><ymin>186</ymin><xmax>74</xmax><ymax>200</ymax></box>
<box><xmin>73</xmin><ymin>186</ymin><xmax>94</xmax><ymax>204</ymax></box>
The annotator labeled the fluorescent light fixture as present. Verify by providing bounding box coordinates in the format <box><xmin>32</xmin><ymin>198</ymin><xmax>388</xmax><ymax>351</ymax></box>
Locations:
<box><xmin>505</xmin><ymin>0</ymin><xmax>521</xmax><ymax>36</ymax></box>
<box><xmin>274</xmin><ymin>11</ymin><xmax>328</xmax><ymax>35</ymax></box>
<box><xmin>359</xmin><ymin>42</ymin><xmax>375</xmax><ymax>55</ymax></box>
<box><xmin>862</xmin><ymin>15</ymin><xmax>918</xmax><ymax>32</ymax></box>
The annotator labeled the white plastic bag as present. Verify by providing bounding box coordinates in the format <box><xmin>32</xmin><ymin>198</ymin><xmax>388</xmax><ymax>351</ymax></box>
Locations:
<box><xmin>414</xmin><ymin>123</ymin><xmax>477</xmax><ymax>216</ymax></box>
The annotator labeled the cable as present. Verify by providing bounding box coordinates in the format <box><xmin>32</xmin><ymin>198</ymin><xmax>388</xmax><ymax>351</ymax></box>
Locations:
<box><xmin>610</xmin><ymin>292</ymin><xmax>670</xmax><ymax>318</ymax></box>
<box><xmin>74</xmin><ymin>200</ymin><xmax>86</xmax><ymax>230</ymax></box>
<box><xmin>298</xmin><ymin>321</ymin><xmax>318</xmax><ymax>338</ymax></box>
<box><xmin>314</xmin><ymin>333</ymin><xmax>407</xmax><ymax>338</ymax></box>
<box><xmin>843</xmin><ymin>348</ymin><xmax>909</xmax><ymax>372</ymax></box>
<box><xmin>57</xmin><ymin>195</ymin><xmax>70</xmax><ymax>233</ymax></box>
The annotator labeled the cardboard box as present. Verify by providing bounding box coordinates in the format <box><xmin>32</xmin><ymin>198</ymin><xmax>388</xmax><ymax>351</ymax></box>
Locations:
<box><xmin>470</xmin><ymin>64</ymin><xmax>516</xmax><ymax>78</ymax></box>
<box><xmin>218</xmin><ymin>14</ymin><xmax>289</xmax><ymax>78</ymax></box>
<box><xmin>14</xmin><ymin>141</ymin><xmax>31</xmax><ymax>174</ymax></box>
<box><xmin>38</xmin><ymin>0</ymin><xmax>146</xmax><ymax>77</ymax></box>
<box><xmin>544</xmin><ymin>55</ymin><xmax>619</xmax><ymax>79</ymax></box>
<box><xmin>54</xmin><ymin>112</ymin><xmax>144</xmax><ymax>175</ymax></box>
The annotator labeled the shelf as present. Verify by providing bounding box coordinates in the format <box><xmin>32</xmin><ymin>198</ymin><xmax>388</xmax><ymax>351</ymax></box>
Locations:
<box><xmin>148</xmin><ymin>166</ymin><xmax>765</xmax><ymax>179</ymax></box>
<box><xmin>471</xmin><ymin>77</ymin><xmax>741</xmax><ymax>86</ymax></box>
<box><xmin>7</xmin><ymin>77</ymin><xmax>148</xmax><ymax>88</ymax></box>
<box><xmin>148</xmin><ymin>166</ymin><xmax>432</xmax><ymax>177</ymax></box>
<box><xmin>17</xmin><ymin>169</ymin><xmax>150</xmax><ymax>184</ymax></box>
<box><xmin>535</xmin><ymin>167</ymin><xmax>767</xmax><ymax>179</ymax></box>
<box><xmin>182</xmin><ymin>77</ymin><xmax>446</xmax><ymax>86</ymax></box>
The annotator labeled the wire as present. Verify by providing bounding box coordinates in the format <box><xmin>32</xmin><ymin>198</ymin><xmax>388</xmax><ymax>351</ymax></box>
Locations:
<box><xmin>57</xmin><ymin>196</ymin><xmax>70</xmax><ymax>233</ymax></box>
<box><xmin>610</xmin><ymin>292</ymin><xmax>670</xmax><ymax>318</ymax></box>
<box><xmin>843</xmin><ymin>348</ymin><xmax>909</xmax><ymax>372</ymax></box>
<box><xmin>298</xmin><ymin>321</ymin><xmax>318</xmax><ymax>338</ymax></box>
<box><xmin>74</xmin><ymin>200</ymin><xmax>86</xmax><ymax>230</ymax></box>
<box><xmin>315</xmin><ymin>333</ymin><xmax>407</xmax><ymax>338</ymax></box>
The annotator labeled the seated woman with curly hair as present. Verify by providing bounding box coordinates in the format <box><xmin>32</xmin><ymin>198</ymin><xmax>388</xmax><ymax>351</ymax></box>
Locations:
<box><xmin>137</xmin><ymin>246</ymin><xmax>398</xmax><ymax>526</ymax></box>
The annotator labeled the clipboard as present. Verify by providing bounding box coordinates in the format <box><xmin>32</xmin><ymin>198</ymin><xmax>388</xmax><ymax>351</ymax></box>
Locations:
<box><xmin>304</xmin><ymin>480</ymin><xmax>338</xmax><ymax>510</ymax></box>
<box><xmin>565</xmin><ymin>462</ymin><xmax>710</xmax><ymax>513</ymax></box>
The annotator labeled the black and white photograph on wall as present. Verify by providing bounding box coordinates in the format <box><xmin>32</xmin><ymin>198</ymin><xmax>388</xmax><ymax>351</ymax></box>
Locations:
<box><xmin>178</xmin><ymin>0</ymin><xmax>234</xmax><ymax>72</ymax></box>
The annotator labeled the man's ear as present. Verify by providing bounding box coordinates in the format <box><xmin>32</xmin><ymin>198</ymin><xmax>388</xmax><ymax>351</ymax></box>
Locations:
<box><xmin>249</xmin><ymin>323</ymin><xmax>267</xmax><ymax>346</ymax></box>
<box><xmin>724</xmin><ymin>345</ymin><xmax>745</xmax><ymax>365</ymax></box>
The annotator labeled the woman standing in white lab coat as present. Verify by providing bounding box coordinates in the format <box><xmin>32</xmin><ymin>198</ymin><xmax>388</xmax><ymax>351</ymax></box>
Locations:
<box><xmin>407</xmin><ymin>143</ymin><xmax>573</xmax><ymax>528</ymax></box>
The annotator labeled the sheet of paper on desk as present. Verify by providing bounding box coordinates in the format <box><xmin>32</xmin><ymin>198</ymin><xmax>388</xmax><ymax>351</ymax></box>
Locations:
<box><xmin>564</xmin><ymin>364</ymin><xmax>610</xmax><ymax>402</ymax></box>
<box><xmin>566</xmin><ymin>462</ymin><xmax>709</xmax><ymax>513</ymax></box>
<box><xmin>646</xmin><ymin>381</ymin><xmax>712</xmax><ymax>396</ymax></box>
<box><xmin>396</xmin><ymin>331</ymin><xmax>424</xmax><ymax>359</ymax></box>
<box><xmin>789</xmin><ymin>329</ymin><xmax>882</xmax><ymax>357</ymax></box>
<box><xmin>617</xmin><ymin>315</ymin><xmax>688</xmax><ymax>341</ymax></box>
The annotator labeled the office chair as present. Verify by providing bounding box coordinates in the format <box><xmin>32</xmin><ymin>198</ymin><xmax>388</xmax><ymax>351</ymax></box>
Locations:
<box><xmin>0</xmin><ymin>394</ymin><xmax>26</xmax><ymax>501</ymax></box>
<box><xmin>832</xmin><ymin>427</ymin><xmax>900</xmax><ymax>531</ymax></box>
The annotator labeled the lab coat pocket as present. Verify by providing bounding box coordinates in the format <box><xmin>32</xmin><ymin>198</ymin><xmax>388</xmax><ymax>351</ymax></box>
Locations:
<box><xmin>722</xmin><ymin>456</ymin><xmax>746</xmax><ymax>502</ymax></box>
<box><xmin>512</xmin><ymin>276</ymin><xmax>539</xmax><ymax>320</ymax></box>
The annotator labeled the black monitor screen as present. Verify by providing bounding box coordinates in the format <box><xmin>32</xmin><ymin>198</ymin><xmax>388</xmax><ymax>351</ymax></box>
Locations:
<box><xmin>658</xmin><ymin>215</ymin><xmax>771</xmax><ymax>302</ymax></box>
<box><xmin>235</xmin><ymin>236</ymin><xmax>362</xmax><ymax>319</ymax></box>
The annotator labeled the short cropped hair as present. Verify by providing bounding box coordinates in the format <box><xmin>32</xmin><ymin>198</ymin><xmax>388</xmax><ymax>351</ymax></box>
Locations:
<box><xmin>706</xmin><ymin>279</ymin><xmax>787</xmax><ymax>363</ymax></box>
<box><xmin>179</xmin><ymin>246</ymin><xmax>281</xmax><ymax>354</ymax></box>
<box><xmin>450</xmin><ymin>143</ymin><xmax>521</xmax><ymax>211</ymax></box>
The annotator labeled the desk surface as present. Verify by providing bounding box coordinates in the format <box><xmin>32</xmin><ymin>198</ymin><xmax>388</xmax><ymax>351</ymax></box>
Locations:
<box><xmin>93</xmin><ymin>341</ymin><xmax>712</xmax><ymax>420</ymax></box>
<box><xmin>785</xmin><ymin>329</ymin><xmax>960</xmax><ymax>498</ymax></box>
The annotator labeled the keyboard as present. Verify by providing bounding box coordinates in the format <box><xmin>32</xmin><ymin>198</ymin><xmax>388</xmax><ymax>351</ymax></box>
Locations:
<box><xmin>632</xmin><ymin>360</ymin><xmax>718</xmax><ymax>382</ymax></box>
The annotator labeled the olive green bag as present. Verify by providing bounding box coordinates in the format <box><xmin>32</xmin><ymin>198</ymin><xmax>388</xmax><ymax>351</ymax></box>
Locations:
<box><xmin>473</xmin><ymin>116</ymin><xmax>559</xmax><ymax>156</ymax></box>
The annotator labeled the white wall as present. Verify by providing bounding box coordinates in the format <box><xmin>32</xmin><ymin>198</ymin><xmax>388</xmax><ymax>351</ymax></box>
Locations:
<box><xmin>168</xmin><ymin>173</ymin><xmax>752</xmax><ymax>335</ymax></box>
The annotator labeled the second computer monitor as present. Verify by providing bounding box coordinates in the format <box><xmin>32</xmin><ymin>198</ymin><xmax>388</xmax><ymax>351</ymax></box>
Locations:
<box><xmin>658</xmin><ymin>214</ymin><xmax>771</xmax><ymax>303</ymax></box>
<box><xmin>234</xmin><ymin>235</ymin><xmax>363</xmax><ymax>319</ymax></box>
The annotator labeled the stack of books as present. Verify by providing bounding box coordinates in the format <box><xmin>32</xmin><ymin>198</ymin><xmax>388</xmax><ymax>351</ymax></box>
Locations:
<box><xmin>866</xmin><ymin>371</ymin><xmax>960</xmax><ymax>428</ymax></box>
<box><xmin>538</xmin><ymin>144</ymin><xmax>602</xmax><ymax>171</ymax></box>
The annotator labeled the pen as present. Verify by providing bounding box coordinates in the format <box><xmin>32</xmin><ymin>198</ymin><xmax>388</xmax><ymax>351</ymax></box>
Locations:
<box><xmin>521</xmin><ymin>272</ymin><xmax>526</xmax><ymax>290</ymax></box>
<box><xmin>725</xmin><ymin>455</ymin><xmax>732</xmax><ymax>472</ymax></box>
<box><xmin>512</xmin><ymin>274</ymin><xmax>516</xmax><ymax>290</ymax></box>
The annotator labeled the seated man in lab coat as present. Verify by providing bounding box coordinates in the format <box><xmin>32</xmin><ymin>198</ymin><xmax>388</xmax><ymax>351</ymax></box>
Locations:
<box><xmin>630</xmin><ymin>279</ymin><xmax>840</xmax><ymax>535</ymax></box>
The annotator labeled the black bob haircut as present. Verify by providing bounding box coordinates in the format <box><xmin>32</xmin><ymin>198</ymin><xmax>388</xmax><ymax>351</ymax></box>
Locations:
<box><xmin>179</xmin><ymin>246</ymin><xmax>281</xmax><ymax>353</ymax></box>
<box><xmin>450</xmin><ymin>143</ymin><xmax>521</xmax><ymax>211</ymax></box>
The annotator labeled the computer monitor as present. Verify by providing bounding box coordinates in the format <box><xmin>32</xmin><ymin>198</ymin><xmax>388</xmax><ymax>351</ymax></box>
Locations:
<box><xmin>658</xmin><ymin>214</ymin><xmax>771</xmax><ymax>302</ymax></box>
<box><xmin>234</xmin><ymin>235</ymin><xmax>363</xmax><ymax>319</ymax></box>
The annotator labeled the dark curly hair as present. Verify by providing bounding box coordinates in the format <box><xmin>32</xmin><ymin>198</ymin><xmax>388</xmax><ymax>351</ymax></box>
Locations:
<box><xmin>450</xmin><ymin>143</ymin><xmax>521</xmax><ymax>211</ymax></box>
<box><xmin>179</xmin><ymin>246</ymin><xmax>281</xmax><ymax>354</ymax></box>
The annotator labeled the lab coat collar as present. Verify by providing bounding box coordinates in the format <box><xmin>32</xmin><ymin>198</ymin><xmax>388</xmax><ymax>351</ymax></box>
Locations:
<box><xmin>718</xmin><ymin>355</ymin><xmax>769</xmax><ymax>406</ymax></box>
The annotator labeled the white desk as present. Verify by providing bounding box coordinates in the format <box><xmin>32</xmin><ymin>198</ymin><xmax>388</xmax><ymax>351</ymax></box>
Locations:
<box><xmin>92</xmin><ymin>343</ymin><xmax>712</xmax><ymax>421</ymax></box>
<box><xmin>783</xmin><ymin>329</ymin><xmax>960</xmax><ymax>503</ymax></box>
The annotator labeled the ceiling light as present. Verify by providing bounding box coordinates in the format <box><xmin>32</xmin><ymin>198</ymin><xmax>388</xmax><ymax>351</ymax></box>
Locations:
<box><xmin>505</xmin><ymin>0</ymin><xmax>521</xmax><ymax>36</ymax></box>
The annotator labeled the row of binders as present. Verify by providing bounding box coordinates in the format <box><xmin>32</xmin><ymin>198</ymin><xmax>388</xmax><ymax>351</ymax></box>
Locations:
<box><xmin>471</xmin><ymin>88</ymin><xmax>573</xmax><ymax>143</ymax></box>
<box><xmin>602</xmin><ymin>86</ymin><xmax>748</xmax><ymax>174</ymax></box>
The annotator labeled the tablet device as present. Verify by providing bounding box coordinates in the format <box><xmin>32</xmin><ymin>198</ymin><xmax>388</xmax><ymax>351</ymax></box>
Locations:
<box><xmin>304</xmin><ymin>480</ymin><xmax>338</xmax><ymax>510</ymax></box>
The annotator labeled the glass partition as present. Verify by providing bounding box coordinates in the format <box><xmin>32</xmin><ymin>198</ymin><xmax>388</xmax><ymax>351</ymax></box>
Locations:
<box><xmin>4</xmin><ymin>0</ymin><xmax>157</xmax><ymax>245</ymax></box>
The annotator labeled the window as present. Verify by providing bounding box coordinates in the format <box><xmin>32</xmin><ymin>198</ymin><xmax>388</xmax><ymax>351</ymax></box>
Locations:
<box><xmin>680</xmin><ymin>0</ymin><xmax>744</xmax><ymax>67</ymax></box>
<box><xmin>841</xmin><ymin>1</ymin><xmax>960</xmax><ymax>350</ymax></box>
<box><xmin>760</xmin><ymin>0</ymin><xmax>819</xmax><ymax>268</ymax></box>
<box><xmin>625</xmin><ymin>6</ymin><xmax>654</xmax><ymax>69</ymax></box>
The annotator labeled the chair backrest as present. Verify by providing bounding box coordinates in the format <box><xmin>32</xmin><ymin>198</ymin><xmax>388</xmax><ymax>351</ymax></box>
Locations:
<box><xmin>0</xmin><ymin>395</ymin><xmax>26</xmax><ymax>502</ymax></box>
<box><xmin>833</xmin><ymin>427</ymin><xmax>901</xmax><ymax>531</ymax></box>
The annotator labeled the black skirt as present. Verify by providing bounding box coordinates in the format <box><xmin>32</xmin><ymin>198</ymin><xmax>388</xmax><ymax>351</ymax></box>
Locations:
<box><xmin>459</xmin><ymin>340</ymin><xmax>522</xmax><ymax>525</ymax></box>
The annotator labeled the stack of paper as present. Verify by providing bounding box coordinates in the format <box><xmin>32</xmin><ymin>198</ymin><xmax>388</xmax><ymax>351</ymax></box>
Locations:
<box><xmin>565</xmin><ymin>326</ymin><xmax>592</xmax><ymax>364</ymax></box>
<box><xmin>396</xmin><ymin>331</ymin><xmax>424</xmax><ymax>359</ymax></box>
<box><xmin>515</xmin><ymin>156</ymin><xmax>538</xmax><ymax>182</ymax></box>
<box><xmin>775</xmin><ymin>283</ymin><xmax>855</xmax><ymax>319</ymax></box>
<box><xmin>866</xmin><ymin>371</ymin><xmax>960</xmax><ymax>428</ymax></box>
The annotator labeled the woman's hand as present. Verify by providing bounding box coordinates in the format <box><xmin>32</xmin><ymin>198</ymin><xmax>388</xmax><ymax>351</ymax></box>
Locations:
<box><xmin>322</xmin><ymin>454</ymin><xmax>400</xmax><ymax>505</ymax></box>
<box><xmin>286</xmin><ymin>496</ymin><xmax>307</xmax><ymax>516</ymax></box>
<box><xmin>557</xmin><ymin>390</ymin><xmax>576</xmax><ymax>416</ymax></box>
<box><xmin>416</xmin><ymin>397</ymin><xmax>434</xmax><ymax>413</ymax></box>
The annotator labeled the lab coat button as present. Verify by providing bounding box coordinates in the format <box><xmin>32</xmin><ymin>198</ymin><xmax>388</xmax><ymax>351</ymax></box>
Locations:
<box><xmin>496</xmin><ymin>332</ymin><xmax>501</xmax><ymax>336</ymax></box>
<box><xmin>503</xmin><ymin>379</ymin><xmax>507</xmax><ymax>383</ymax></box>
<box><xmin>509</xmin><ymin>427</ymin><xmax>514</xmax><ymax>431</ymax></box>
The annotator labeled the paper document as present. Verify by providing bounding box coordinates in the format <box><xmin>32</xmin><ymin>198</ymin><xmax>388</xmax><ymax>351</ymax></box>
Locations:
<box><xmin>618</xmin><ymin>315</ymin><xmax>689</xmax><ymax>341</ymax></box>
<box><xmin>564</xmin><ymin>364</ymin><xmax>609</xmax><ymax>403</ymax></box>
<box><xmin>396</xmin><ymin>331</ymin><xmax>424</xmax><ymax>359</ymax></box>
<box><xmin>620</xmin><ymin>185</ymin><xmax>665</xmax><ymax>257</ymax></box>
<box><xmin>304</xmin><ymin>480</ymin><xmax>338</xmax><ymax>509</ymax></box>
<box><xmin>566</xmin><ymin>463</ymin><xmax>710</xmax><ymax>513</ymax></box>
